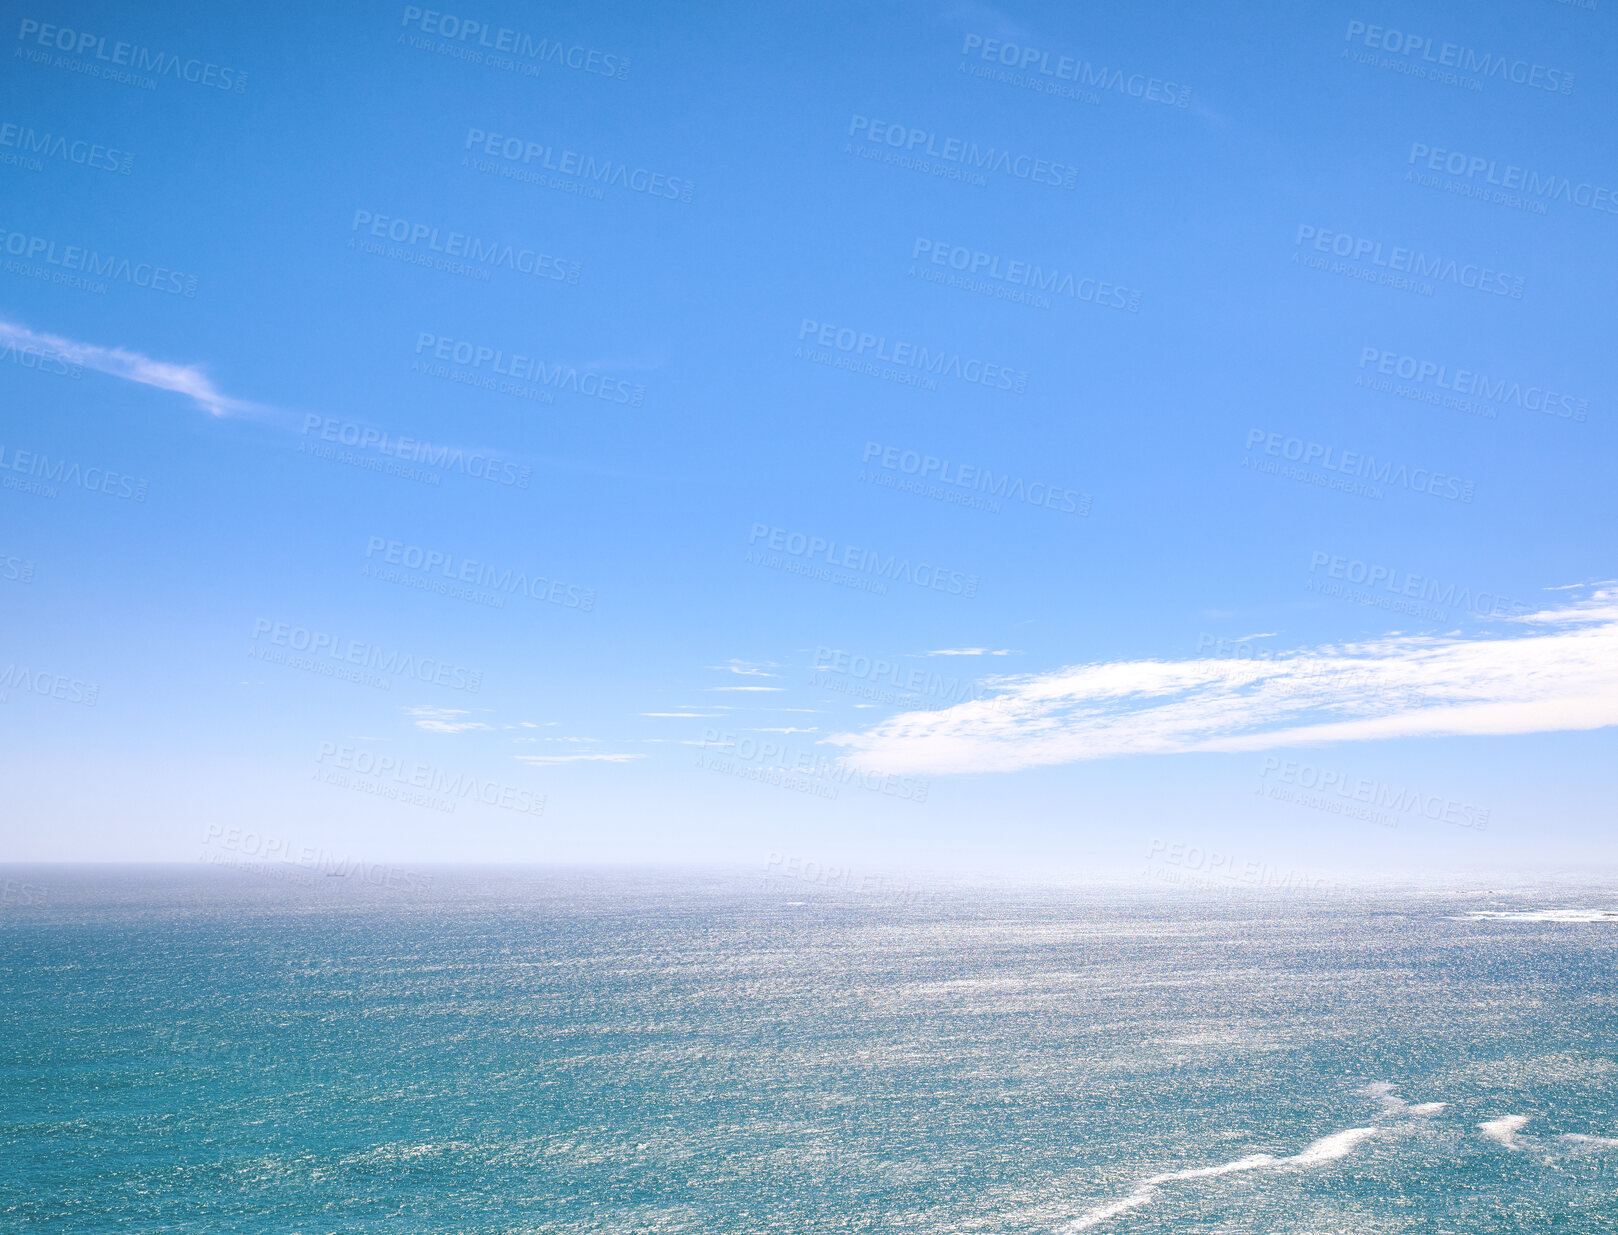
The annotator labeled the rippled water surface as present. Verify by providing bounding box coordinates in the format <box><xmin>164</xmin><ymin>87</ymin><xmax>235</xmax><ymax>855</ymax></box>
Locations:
<box><xmin>2</xmin><ymin>868</ymin><xmax>1616</xmax><ymax>1232</ymax></box>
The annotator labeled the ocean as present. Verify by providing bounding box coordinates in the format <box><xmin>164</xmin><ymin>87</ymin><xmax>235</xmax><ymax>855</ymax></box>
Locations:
<box><xmin>2</xmin><ymin>867</ymin><xmax>1615</xmax><ymax>1233</ymax></box>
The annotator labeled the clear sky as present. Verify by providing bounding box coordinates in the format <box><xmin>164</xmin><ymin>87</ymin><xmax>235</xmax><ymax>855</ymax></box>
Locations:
<box><xmin>2</xmin><ymin>0</ymin><xmax>1614</xmax><ymax>879</ymax></box>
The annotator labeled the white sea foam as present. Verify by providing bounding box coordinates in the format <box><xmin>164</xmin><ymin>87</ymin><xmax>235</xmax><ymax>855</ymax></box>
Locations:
<box><xmin>1561</xmin><ymin>1133</ymin><xmax>1618</xmax><ymax>1149</ymax></box>
<box><xmin>1067</xmin><ymin>1188</ymin><xmax>1155</xmax><ymax>1230</ymax></box>
<box><xmin>1363</xmin><ymin>1081</ymin><xmax>1402</xmax><ymax>1113</ymax></box>
<box><xmin>1147</xmin><ymin>1152</ymin><xmax>1278</xmax><ymax>1184</ymax></box>
<box><xmin>1064</xmin><ymin>1128</ymin><xmax>1377</xmax><ymax>1230</ymax></box>
<box><xmin>1462</xmin><ymin>910</ymin><xmax>1618</xmax><ymax>923</ymax></box>
<box><xmin>1362</xmin><ymin>1083</ymin><xmax>1444</xmax><ymax>1118</ymax></box>
<box><xmin>1287</xmin><ymin>1126</ymin><xmax>1379</xmax><ymax>1165</ymax></box>
<box><xmin>1479</xmin><ymin>1115</ymin><xmax>1530</xmax><ymax>1148</ymax></box>
<box><xmin>1063</xmin><ymin>1086</ymin><xmax>1459</xmax><ymax>1230</ymax></box>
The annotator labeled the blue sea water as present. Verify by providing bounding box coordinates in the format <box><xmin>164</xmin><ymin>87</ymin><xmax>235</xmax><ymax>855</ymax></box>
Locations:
<box><xmin>1</xmin><ymin>867</ymin><xmax>1616</xmax><ymax>1233</ymax></box>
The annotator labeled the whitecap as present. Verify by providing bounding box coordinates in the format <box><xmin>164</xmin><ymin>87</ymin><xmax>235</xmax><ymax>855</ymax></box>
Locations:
<box><xmin>1066</xmin><ymin>1188</ymin><xmax>1156</xmax><ymax>1230</ymax></box>
<box><xmin>1361</xmin><ymin>1083</ymin><xmax>1445</xmax><ymax>1119</ymax></box>
<box><xmin>1462</xmin><ymin>910</ymin><xmax>1618</xmax><ymax>923</ymax></box>
<box><xmin>1479</xmin><ymin>1115</ymin><xmax>1530</xmax><ymax>1149</ymax></box>
<box><xmin>1363</xmin><ymin>1081</ymin><xmax>1404</xmax><ymax>1114</ymax></box>
<box><xmin>1286</xmin><ymin>1126</ymin><xmax>1379</xmax><ymax>1165</ymax></box>
<box><xmin>1146</xmin><ymin>1151</ymin><xmax>1279</xmax><ymax>1184</ymax></box>
<box><xmin>1561</xmin><ymin>1133</ymin><xmax>1618</xmax><ymax>1150</ymax></box>
<box><xmin>1063</xmin><ymin>1128</ymin><xmax>1377</xmax><ymax>1231</ymax></box>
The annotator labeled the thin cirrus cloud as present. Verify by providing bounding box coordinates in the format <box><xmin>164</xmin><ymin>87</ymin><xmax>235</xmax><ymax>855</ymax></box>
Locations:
<box><xmin>1</xmin><ymin>319</ymin><xmax>541</xmax><ymax>467</ymax></box>
<box><xmin>403</xmin><ymin>706</ymin><xmax>494</xmax><ymax>734</ymax></box>
<box><xmin>516</xmin><ymin>753</ymin><xmax>647</xmax><ymax>766</ymax></box>
<box><xmin>709</xmin><ymin>659</ymin><xmax>782</xmax><ymax>677</ymax></box>
<box><xmin>827</xmin><ymin>587</ymin><xmax>1618</xmax><ymax>775</ymax></box>
<box><xmin>0</xmin><ymin>318</ymin><xmax>250</xmax><ymax>417</ymax></box>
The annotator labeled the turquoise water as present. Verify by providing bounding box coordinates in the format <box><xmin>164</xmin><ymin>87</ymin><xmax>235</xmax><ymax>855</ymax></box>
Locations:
<box><xmin>2</xmin><ymin>868</ymin><xmax>1616</xmax><ymax>1232</ymax></box>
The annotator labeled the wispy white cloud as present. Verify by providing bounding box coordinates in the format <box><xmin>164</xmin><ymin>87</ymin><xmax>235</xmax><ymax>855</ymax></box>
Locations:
<box><xmin>709</xmin><ymin>659</ymin><xmax>782</xmax><ymax>677</ymax></box>
<box><xmin>710</xmin><ymin>685</ymin><xmax>786</xmax><ymax>692</ymax></box>
<box><xmin>404</xmin><ymin>706</ymin><xmax>494</xmax><ymax>734</ymax></box>
<box><xmin>0</xmin><ymin>318</ymin><xmax>251</xmax><ymax>416</ymax></box>
<box><xmin>642</xmin><ymin>712</ymin><xmax>725</xmax><ymax>718</ymax></box>
<box><xmin>918</xmin><ymin>647</ymin><xmax>1018</xmax><ymax>657</ymax></box>
<box><xmin>516</xmin><ymin>752</ymin><xmax>646</xmax><ymax>766</ymax></box>
<box><xmin>828</xmin><ymin>588</ymin><xmax>1618</xmax><ymax>775</ymax></box>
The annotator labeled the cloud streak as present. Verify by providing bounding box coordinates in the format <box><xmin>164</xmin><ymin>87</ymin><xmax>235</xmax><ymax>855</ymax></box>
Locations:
<box><xmin>709</xmin><ymin>659</ymin><xmax>781</xmax><ymax>677</ymax></box>
<box><xmin>404</xmin><ymin>706</ymin><xmax>493</xmax><ymax>734</ymax></box>
<box><xmin>828</xmin><ymin>587</ymin><xmax>1618</xmax><ymax>775</ymax></box>
<box><xmin>516</xmin><ymin>753</ymin><xmax>646</xmax><ymax>766</ymax></box>
<box><xmin>0</xmin><ymin>319</ymin><xmax>250</xmax><ymax>416</ymax></box>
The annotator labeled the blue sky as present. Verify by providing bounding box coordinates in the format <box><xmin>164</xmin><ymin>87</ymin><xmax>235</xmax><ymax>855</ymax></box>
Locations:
<box><xmin>2</xmin><ymin>0</ymin><xmax>1614</xmax><ymax>878</ymax></box>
